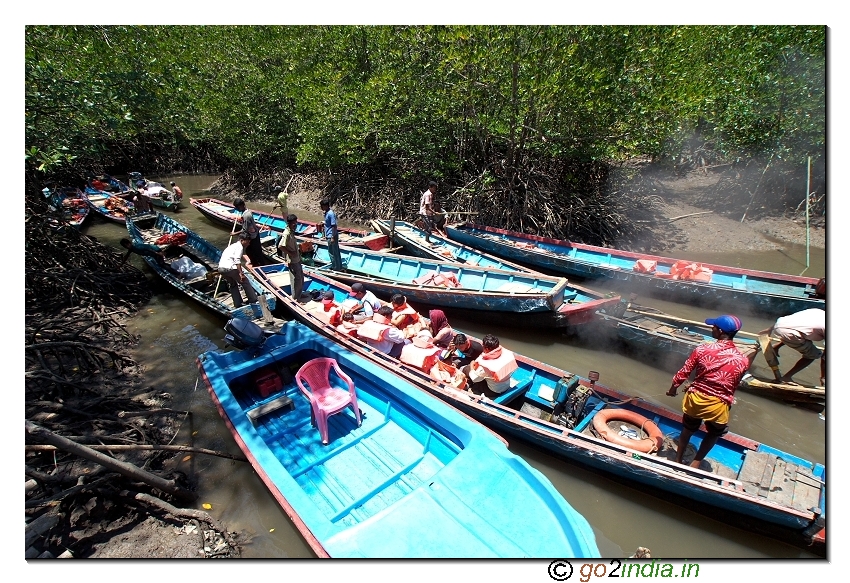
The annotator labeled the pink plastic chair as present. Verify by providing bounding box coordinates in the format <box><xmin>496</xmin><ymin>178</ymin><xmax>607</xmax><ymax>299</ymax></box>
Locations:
<box><xmin>295</xmin><ymin>357</ymin><xmax>362</xmax><ymax>445</ymax></box>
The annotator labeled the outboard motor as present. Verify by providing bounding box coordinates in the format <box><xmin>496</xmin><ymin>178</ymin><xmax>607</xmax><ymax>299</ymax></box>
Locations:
<box><xmin>223</xmin><ymin>318</ymin><xmax>266</xmax><ymax>351</ymax></box>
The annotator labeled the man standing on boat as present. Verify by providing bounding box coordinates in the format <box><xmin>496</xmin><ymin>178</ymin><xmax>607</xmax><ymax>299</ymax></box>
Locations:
<box><xmin>218</xmin><ymin>233</ymin><xmax>259</xmax><ymax>308</ymax></box>
<box><xmin>170</xmin><ymin>182</ymin><xmax>183</xmax><ymax>202</ymax></box>
<box><xmin>320</xmin><ymin>198</ymin><xmax>343</xmax><ymax>271</ymax></box>
<box><xmin>277</xmin><ymin>214</ymin><xmax>304</xmax><ymax>301</ymax></box>
<box><xmin>759</xmin><ymin>308</ymin><xmax>825</xmax><ymax>386</ymax></box>
<box><xmin>666</xmin><ymin>314</ymin><xmax>750</xmax><ymax>469</ymax></box>
<box><xmin>233</xmin><ymin>197</ymin><xmax>267</xmax><ymax>267</ymax></box>
<box><xmin>419</xmin><ymin>180</ymin><xmax>439</xmax><ymax>243</ymax></box>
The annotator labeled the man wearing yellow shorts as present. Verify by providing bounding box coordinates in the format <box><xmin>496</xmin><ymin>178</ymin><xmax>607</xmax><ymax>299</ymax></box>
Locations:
<box><xmin>666</xmin><ymin>314</ymin><xmax>751</xmax><ymax>468</ymax></box>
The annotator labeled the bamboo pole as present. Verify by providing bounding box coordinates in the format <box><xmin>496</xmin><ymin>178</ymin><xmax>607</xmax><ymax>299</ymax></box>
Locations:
<box><xmin>627</xmin><ymin>308</ymin><xmax>760</xmax><ymax>339</ymax></box>
<box><xmin>805</xmin><ymin>156</ymin><xmax>811</xmax><ymax>275</ymax></box>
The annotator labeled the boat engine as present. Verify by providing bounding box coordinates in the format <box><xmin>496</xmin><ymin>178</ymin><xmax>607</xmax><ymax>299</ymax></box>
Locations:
<box><xmin>224</xmin><ymin>318</ymin><xmax>266</xmax><ymax>351</ymax></box>
<box><xmin>552</xmin><ymin>373</ymin><xmax>595</xmax><ymax>429</ymax></box>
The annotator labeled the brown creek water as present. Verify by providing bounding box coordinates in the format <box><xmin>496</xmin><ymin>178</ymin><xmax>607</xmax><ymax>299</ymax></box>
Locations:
<box><xmin>81</xmin><ymin>174</ymin><xmax>826</xmax><ymax>559</ymax></box>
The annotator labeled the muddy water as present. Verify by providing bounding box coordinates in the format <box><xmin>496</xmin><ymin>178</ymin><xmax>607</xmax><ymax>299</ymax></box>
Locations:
<box><xmin>84</xmin><ymin>174</ymin><xmax>826</xmax><ymax>558</ymax></box>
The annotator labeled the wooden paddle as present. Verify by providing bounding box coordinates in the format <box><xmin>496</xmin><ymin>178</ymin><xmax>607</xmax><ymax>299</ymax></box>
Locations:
<box><xmin>627</xmin><ymin>308</ymin><xmax>761</xmax><ymax>339</ymax></box>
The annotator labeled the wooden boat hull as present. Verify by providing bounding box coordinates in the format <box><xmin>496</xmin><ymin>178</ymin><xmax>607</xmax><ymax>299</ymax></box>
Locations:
<box><xmin>304</xmin><ymin>239</ymin><xmax>619</xmax><ymax>327</ymax></box>
<box><xmin>197</xmin><ymin>320</ymin><xmax>600</xmax><ymax>558</ymax></box>
<box><xmin>126</xmin><ymin>212</ymin><xmax>281</xmax><ymax>328</ymax></box>
<box><xmin>739</xmin><ymin>375</ymin><xmax>825</xmax><ymax>404</ymax></box>
<box><xmin>596</xmin><ymin>306</ymin><xmax>760</xmax><ymax>361</ymax></box>
<box><xmin>253</xmin><ymin>264</ymin><xmax>825</xmax><ymax>552</ymax></box>
<box><xmin>190</xmin><ymin>197</ymin><xmax>388</xmax><ymax>250</ymax></box>
<box><xmin>446</xmin><ymin>223</ymin><xmax>824</xmax><ymax>316</ymax></box>
<box><xmin>81</xmin><ymin>188</ymin><xmax>136</xmax><ymax>224</ymax></box>
<box><xmin>46</xmin><ymin>187</ymin><xmax>90</xmax><ymax>228</ymax></box>
<box><xmin>370</xmin><ymin>218</ymin><xmax>536</xmax><ymax>272</ymax></box>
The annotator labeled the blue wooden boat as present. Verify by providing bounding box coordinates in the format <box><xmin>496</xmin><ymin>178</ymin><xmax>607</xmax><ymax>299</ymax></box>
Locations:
<box><xmin>126</xmin><ymin>213</ymin><xmax>283</xmax><ymax>329</ymax></box>
<box><xmin>80</xmin><ymin>188</ymin><xmax>138</xmax><ymax>224</ymax></box>
<box><xmin>43</xmin><ymin>186</ymin><xmax>90</xmax><ymax>228</ymax></box>
<box><xmin>595</xmin><ymin>299</ymin><xmax>760</xmax><ymax>363</ymax></box>
<box><xmin>128</xmin><ymin>172</ymin><xmax>182</xmax><ymax>210</ymax></box>
<box><xmin>252</xmin><ymin>264</ymin><xmax>826</xmax><ymax>553</ymax></box>
<box><xmin>303</xmin><ymin>239</ymin><xmax>620</xmax><ymax>328</ymax></box>
<box><xmin>445</xmin><ymin>223</ymin><xmax>824</xmax><ymax>316</ymax></box>
<box><xmin>370</xmin><ymin>218</ymin><xmax>536</xmax><ymax>272</ymax></box>
<box><xmin>86</xmin><ymin>174</ymin><xmax>134</xmax><ymax>198</ymax></box>
<box><xmin>196</xmin><ymin>320</ymin><xmax>600</xmax><ymax>558</ymax></box>
<box><xmin>190</xmin><ymin>197</ymin><xmax>389</xmax><ymax>250</ymax></box>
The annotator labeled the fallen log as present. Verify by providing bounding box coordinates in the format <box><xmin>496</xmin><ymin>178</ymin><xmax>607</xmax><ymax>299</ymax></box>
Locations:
<box><xmin>26</xmin><ymin>443</ymin><xmax>247</xmax><ymax>462</ymax></box>
<box><xmin>26</xmin><ymin>421</ymin><xmax>196</xmax><ymax>502</ymax></box>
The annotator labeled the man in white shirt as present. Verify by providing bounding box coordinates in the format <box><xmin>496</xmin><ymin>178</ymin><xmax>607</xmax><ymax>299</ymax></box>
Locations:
<box><xmin>419</xmin><ymin>181</ymin><xmax>438</xmax><ymax>243</ymax></box>
<box><xmin>760</xmin><ymin>308</ymin><xmax>825</xmax><ymax>385</ymax></box>
<box><xmin>218</xmin><ymin>233</ymin><xmax>258</xmax><ymax>308</ymax></box>
<box><xmin>347</xmin><ymin>282</ymin><xmax>382</xmax><ymax>322</ymax></box>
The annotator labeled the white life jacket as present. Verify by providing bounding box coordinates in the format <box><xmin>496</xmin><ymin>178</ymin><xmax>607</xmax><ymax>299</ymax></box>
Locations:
<box><xmin>475</xmin><ymin>347</ymin><xmax>518</xmax><ymax>382</ymax></box>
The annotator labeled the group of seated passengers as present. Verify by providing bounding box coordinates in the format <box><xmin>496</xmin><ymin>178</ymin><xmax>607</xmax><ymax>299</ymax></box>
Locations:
<box><xmin>314</xmin><ymin>288</ymin><xmax>518</xmax><ymax>400</ymax></box>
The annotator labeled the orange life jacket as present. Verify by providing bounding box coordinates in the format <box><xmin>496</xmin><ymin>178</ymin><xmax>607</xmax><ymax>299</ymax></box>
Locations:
<box><xmin>399</xmin><ymin>343</ymin><xmax>442</xmax><ymax>372</ymax></box>
<box><xmin>358</xmin><ymin>320</ymin><xmax>391</xmax><ymax>341</ymax></box>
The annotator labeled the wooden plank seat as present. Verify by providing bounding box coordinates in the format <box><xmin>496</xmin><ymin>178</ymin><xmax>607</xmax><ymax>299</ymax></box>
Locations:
<box><xmin>493</xmin><ymin>371</ymin><xmax>536</xmax><ymax>406</ymax></box>
<box><xmin>246</xmin><ymin>393</ymin><xmax>295</xmax><ymax>426</ymax></box>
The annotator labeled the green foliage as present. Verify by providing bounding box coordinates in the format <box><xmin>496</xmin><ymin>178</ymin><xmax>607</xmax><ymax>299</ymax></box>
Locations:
<box><xmin>26</xmin><ymin>25</ymin><xmax>824</xmax><ymax>186</ymax></box>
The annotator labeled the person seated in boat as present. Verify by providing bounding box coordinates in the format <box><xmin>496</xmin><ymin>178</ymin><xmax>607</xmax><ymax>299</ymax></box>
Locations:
<box><xmin>318</xmin><ymin>290</ymin><xmax>343</xmax><ymax>326</ymax></box>
<box><xmin>347</xmin><ymin>282</ymin><xmax>383</xmax><ymax>323</ymax></box>
<box><xmin>218</xmin><ymin>233</ymin><xmax>260</xmax><ymax>309</ymax></box>
<box><xmin>399</xmin><ymin>329</ymin><xmax>443</xmax><ymax>373</ymax></box>
<box><xmin>390</xmin><ymin>294</ymin><xmax>424</xmax><ymax>338</ymax></box>
<box><xmin>359</xmin><ymin>306</ymin><xmax>409</xmax><ymax>358</ymax></box>
<box><xmin>336</xmin><ymin>312</ymin><xmax>360</xmax><ymax>338</ymax></box>
<box><xmin>758</xmin><ymin>308</ymin><xmax>825</xmax><ymax>386</ymax></box>
<box><xmin>666</xmin><ymin>314</ymin><xmax>751</xmax><ymax>469</ymax></box>
<box><xmin>466</xmin><ymin>334</ymin><xmax>519</xmax><ymax>399</ymax></box>
<box><xmin>440</xmin><ymin>333</ymin><xmax>484</xmax><ymax>370</ymax></box>
<box><xmin>427</xmin><ymin>309</ymin><xmax>454</xmax><ymax>348</ymax></box>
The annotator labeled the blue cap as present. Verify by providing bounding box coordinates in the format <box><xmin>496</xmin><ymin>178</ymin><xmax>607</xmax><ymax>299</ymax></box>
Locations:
<box><xmin>705</xmin><ymin>315</ymin><xmax>742</xmax><ymax>334</ymax></box>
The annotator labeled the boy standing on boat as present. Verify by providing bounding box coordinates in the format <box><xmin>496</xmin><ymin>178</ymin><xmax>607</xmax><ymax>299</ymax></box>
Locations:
<box><xmin>320</xmin><ymin>198</ymin><xmax>343</xmax><ymax>270</ymax></box>
<box><xmin>218</xmin><ymin>233</ymin><xmax>259</xmax><ymax>308</ymax></box>
<box><xmin>666</xmin><ymin>314</ymin><xmax>750</xmax><ymax>469</ymax></box>
<box><xmin>278</xmin><ymin>214</ymin><xmax>304</xmax><ymax>301</ymax></box>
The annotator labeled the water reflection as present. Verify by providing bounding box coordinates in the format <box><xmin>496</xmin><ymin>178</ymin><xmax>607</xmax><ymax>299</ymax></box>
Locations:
<box><xmin>88</xmin><ymin>174</ymin><xmax>825</xmax><ymax>558</ymax></box>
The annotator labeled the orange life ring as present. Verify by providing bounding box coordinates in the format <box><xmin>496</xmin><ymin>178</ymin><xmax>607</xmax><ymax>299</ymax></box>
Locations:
<box><xmin>592</xmin><ymin>408</ymin><xmax>663</xmax><ymax>453</ymax></box>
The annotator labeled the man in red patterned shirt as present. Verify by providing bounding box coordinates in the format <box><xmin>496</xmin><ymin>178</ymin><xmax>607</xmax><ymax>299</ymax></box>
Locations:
<box><xmin>666</xmin><ymin>314</ymin><xmax>751</xmax><ymax>468</ymax></box>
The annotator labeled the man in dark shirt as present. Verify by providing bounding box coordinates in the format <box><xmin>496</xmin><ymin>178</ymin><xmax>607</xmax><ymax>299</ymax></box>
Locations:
<box><xmin>441</xmin><ymin>333</ymin><xmax>483</xmax><ymax>370</ymax></box>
